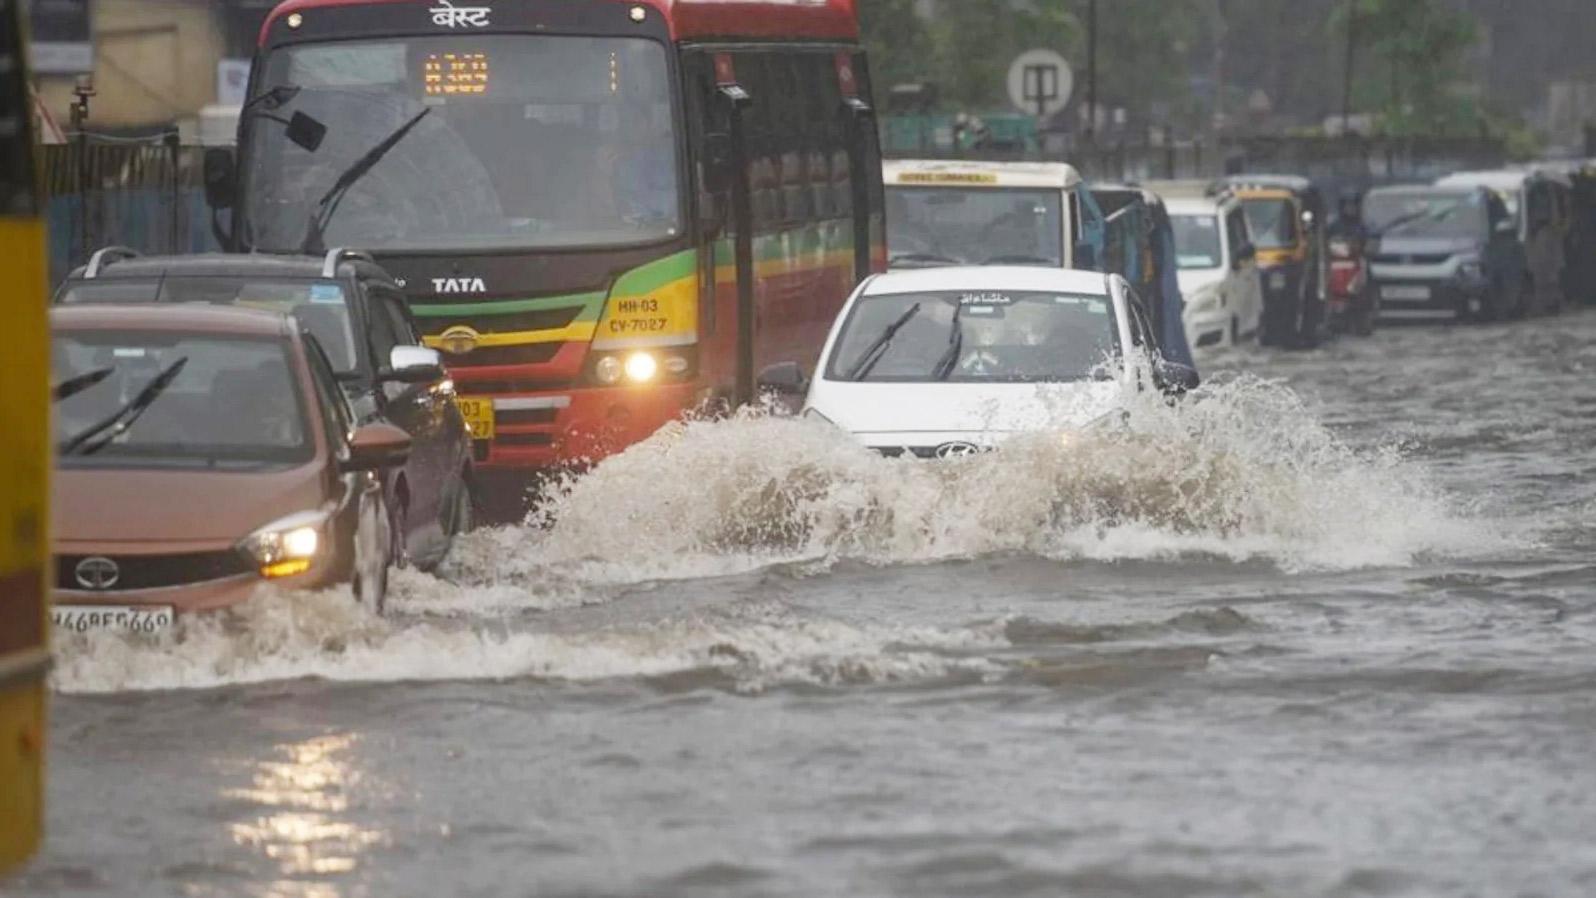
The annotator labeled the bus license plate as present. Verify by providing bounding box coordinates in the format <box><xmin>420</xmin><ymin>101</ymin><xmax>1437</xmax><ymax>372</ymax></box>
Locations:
<box><xmin>52</xmin><ymin>605</ymin><xmax>175</xmax><ymax>634</ymax></box>
<box><xmin>456</xmin><ymin>396</ymin><xmax>495</xmax><ymax>441</ymax></box>
<box><xmin>1382</xmin><ymin>284</ymin><xmax>1431</xmax><ymax>301</ymax></box>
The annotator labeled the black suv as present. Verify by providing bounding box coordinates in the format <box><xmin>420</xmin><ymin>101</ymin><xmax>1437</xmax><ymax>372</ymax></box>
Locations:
<box><xmin>57</xmin><ymin>247</ymin><xmax>474</xmax><ymax>570</ymax></box>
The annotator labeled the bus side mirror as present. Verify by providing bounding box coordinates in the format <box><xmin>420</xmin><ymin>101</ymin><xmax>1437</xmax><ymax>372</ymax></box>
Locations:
<box><xmin>203</xmin><ymin>148</ymin><xmax>236</xmax><ymax>211</ymax></box>
<box><xmin>702</xmin><ymin>132</ymin><xmax>734</xmax><ymax>195</ymax></box>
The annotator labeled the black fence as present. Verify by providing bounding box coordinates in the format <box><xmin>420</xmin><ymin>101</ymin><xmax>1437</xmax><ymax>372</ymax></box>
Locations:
<box><xmin>41</xmin><ymin>140</ymin><xmax>222</xmax><ymax>285</ymax></box>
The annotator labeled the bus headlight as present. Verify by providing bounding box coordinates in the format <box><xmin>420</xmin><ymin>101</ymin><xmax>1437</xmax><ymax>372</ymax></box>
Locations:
<box><xmin>239</xmin><ymin>511</ymin><xmax>328</xmax><ymax>579</ymax></box>
<box><xmin>594</xmin><ymin>356</ymin><xmax>624</xmax><ymax>385</ymax></box>
<box><xmin>624</xmin><ymin>352</ymin><xmax>658</xmax><ymax>383</ymax></box>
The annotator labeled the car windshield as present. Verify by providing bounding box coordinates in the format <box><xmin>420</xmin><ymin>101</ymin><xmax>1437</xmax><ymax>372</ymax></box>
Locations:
<box><xmin>53</xmin><ymin>332</ymin><xmax>314</xmax><ymax>468</ymax></box>
<box><xmin>243</xmin><ymin>35</ymin><xmax>681</xmax><ymax>252</ymax></box>
<box><xmin>1170</xmin><ymin>214</ymin><xmax>1223</xmax><ymax>269</ymax></box>
<box><xmin>1241</xmin><ymin>197</ymin><xmax>1299</xmax><ymax>249</ymax></box>
<box><xmin>887</xmin><ymin>187</ymin><xmax>1064</xmax><ymax>266</ymax></box>
<box><xmin>1365</xmin><ymin>190</ymin><xmax>1487</xmax><ymax>239</ymax></box>
<box><xmin>826</xmin><ymin>290</ymin><xmax>1119</xmax><ymax>383</ymax></box>
<box><xmin>59</xmin><ymin>278</ymin><xmax>361</xmax><ymax>372</ymax></box>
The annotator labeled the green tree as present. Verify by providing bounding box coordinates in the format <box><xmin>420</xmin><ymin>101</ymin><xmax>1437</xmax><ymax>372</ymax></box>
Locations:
<box><xmin>1335</xmin><ymin>0</ymin><xmax>1481</xmax><ymax>135</ymax></box>
<box><xmin>858</xmin><ymin>0</ymin><xmax>935</xmax><ymax>101</ymax></box>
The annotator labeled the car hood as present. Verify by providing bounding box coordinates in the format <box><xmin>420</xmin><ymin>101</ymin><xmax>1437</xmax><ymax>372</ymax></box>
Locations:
<box><xmin>54</xmin><ymin>463</ymin><xmax>328</xmax><ymax>545</ymax></box>
<box><xmin>810</xmin><ymin>380</ymin><xmax>1124</xmax><ymax>440</ymax></box>
<box><xmin>1177</xmin><ymin>270</ymin><xmax>1226</xmax><ymax>296</ymax></box>
<box><xmin>1374</xmin><ymin>236</ymin><xmax>1480</xmax><ymax>256</ymax></box>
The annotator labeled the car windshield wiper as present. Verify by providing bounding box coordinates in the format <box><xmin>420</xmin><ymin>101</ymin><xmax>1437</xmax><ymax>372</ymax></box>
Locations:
<box><xmin>982</xmin><ymin>254</ymin><xmax>1056</xmax><ymax>265</ymax></box>
<box><xmin>52</xmin><ymin>367</ymin><xmax>113</xmax><ymax>402</ymax></box>
<box><xmin>932</xmin><ymin>302</ymin><xmax>964</xmax><ymax>381</ymax></box>
<box><xmin>889</xmin><ymin>251</ymin><xmax>962</xmax><ymax>267</ymax></box>
<box><xmin>59</xmin><ymin>357</ymin><xmax>189</xmax><ymax>457</ymax></box>
<box><xmin>845</xmin><ymin>303</ymin><xmax>922</xmax><ymax>381</ymax></box>
<box><xmin>300</xmin><ymin>107</ymin><xmax>431</xmax><ymax>253</ymax></box>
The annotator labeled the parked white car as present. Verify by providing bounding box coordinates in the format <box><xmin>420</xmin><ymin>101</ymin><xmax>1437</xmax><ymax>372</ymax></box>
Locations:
<box><xmin>773</xmin><ymin>266</ymin><xmax>1196</xmax><ymax>457</ymax></box>
<box><xmin>1160</xmin><ymin>191</ymin><xmax>1264</xmax><ymax>350</ymax></box>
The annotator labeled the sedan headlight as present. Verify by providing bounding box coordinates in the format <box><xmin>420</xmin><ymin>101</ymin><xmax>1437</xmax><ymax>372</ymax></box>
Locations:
<box><xmin>1185</xmin><ymin>288</ymin><xmax>1221</xmax><ymax>313</ymax></box>
<box><xmin>239</xmin><ymin>510</ymin><xmax>330</xmax><ymax>579</ymax></box>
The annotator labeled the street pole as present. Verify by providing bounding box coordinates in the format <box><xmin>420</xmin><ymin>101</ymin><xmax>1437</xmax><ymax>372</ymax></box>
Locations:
<box><xmin>1085</xmin><ymin>0</ymin><xmax>1097</xmax><ymax>143</ymax></box>
<box><xmin>1341</xmin><ymin>0</ymin><xmax>1358</xmax><ymax>136</ymax></box>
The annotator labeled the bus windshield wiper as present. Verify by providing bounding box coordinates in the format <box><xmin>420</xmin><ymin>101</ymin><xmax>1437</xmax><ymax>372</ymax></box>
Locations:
<box><xmin>845</xmin><ymin>303</ymin><xmax>921</xmax><ymax>381</ymax></box>
<box><xmin>300</xmin><ymin>107</ymin><xmax>431</xmax><ymax>253</ymax></box>
<box><xmin>889</xmin><ymin>251</ymin><xmax>961</xmax><ymax>267</ymax></box>
<box><xmin>59</xmin><ymin>357</ymin><xmax>189</xmax><ymax>456</ymax></box>
<box><xmin>52</xmin><ymin>367</ymin><xmax>113</xmax><ymax>402</ymax></box>
<box><xmin>932</xmin><ymin>303</ymin><xmax>964</xmax><ymax>381</ymax></box>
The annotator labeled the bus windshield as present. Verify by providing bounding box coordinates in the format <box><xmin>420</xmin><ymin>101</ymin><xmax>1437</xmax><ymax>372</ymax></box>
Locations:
<box><xmin>243</xmin><ymin>35</ymin><xmax>682</xmax><ymax>253</ymax></box>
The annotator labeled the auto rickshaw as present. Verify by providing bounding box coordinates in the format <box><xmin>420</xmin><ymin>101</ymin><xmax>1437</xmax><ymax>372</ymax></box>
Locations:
<box><xmin>1213</xmin><ymin>175</ymin><xmax>1328</xmax><ymax>347</ymax></box>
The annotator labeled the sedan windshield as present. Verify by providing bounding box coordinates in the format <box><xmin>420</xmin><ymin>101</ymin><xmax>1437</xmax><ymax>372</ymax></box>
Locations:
<box><xmin>59</xmin><ymin>278</ymin><xmax>360</xmax><ymax>372</ymax></box>
<box><xmin>1365</xmin><ymin>191</ymin><xmax>1487</xmax><ymax>239</ymax></box>
<box><xmin>243</xmin><ymin>35</ymin><xmax>681</xmax><ymax>252</ymax></box>
<box><xmin>53</xmin><ymin>333</ymin><xmax>313</xmax><ymax>468</ymax></box>
<box><xmin>827</xmin><ymin>290</ymin><xmax>1119</xmax><ymax>383</ymax></box>
<box><xmin>1240</xmin><ymin>197</ymin><xmax>1299</xmax><ymax>249</ymax></box>
<box><xmin>887</xmin><ymin>187</ymin><xmax>1064</xmax><ymax>266</ymax></box>
<box><xmin>1170</xmin><ymin>214</ymin><xmax>1223</xmax><ymax>269</ymax></box>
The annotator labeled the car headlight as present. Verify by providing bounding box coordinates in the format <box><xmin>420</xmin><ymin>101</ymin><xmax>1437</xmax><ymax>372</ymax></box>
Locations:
<box><xmin>1456</xmin><ymin>258</ymin><xmax>1483</xmax><ymax>280</ymax></box>
<box><xmin>803</xmin><ymin>407</ymin><xmax>836</xmax><ymax>426</ymax></box>
<box><xmin>1185</xmin><ymin>288</ymin><xmax>1220</xmax><ymax>313</ymax></box>
<box><xmin>239</xmin><ymin>510</ymin><xmax>330</xmax><ymax>579</ymax></box>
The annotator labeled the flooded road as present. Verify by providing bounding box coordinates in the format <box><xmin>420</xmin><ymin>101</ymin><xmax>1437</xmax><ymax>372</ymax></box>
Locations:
<box><xmin>21</xmin><ymin>311</ymin><xmax>1596</xmax><ymax>898</ymax></box>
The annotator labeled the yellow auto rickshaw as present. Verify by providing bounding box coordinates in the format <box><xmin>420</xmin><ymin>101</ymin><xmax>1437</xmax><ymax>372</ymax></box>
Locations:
<box><xmin>1217</xmin><ymin>175</ymin><xmax>1328</xmax><ymax>347</ymax></box>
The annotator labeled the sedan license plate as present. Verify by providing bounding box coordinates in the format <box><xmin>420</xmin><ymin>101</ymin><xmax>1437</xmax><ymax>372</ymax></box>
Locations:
<box><xmin>1382</xmin><ymin>284</ymin><xmax>1431</xmax><ymax>301</ymax></box>
<box><xmin>456</xmin><ymin>396</ymin><xmax>495</xmax><ymax>441</ymax></box>
<box><xmin>52</xmin><ymin>604</ymin><xmax>175</xmax><ymax>634</ymax></box>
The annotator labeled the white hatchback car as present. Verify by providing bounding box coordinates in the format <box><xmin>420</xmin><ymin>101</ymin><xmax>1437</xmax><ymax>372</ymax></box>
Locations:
<box><xmin>782</xmin><ymin>266</ymin><xmax>1196</xmax><ymax>456</ymax></box>
<box><xmin>1162</xmin><ymin>192</ymin><xmax>1265</xmax><ymax>350</ymax></box>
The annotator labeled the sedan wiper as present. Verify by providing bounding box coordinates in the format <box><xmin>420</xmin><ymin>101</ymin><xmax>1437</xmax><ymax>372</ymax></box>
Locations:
<box><xmin>845</xmin><ymin>303</ymin><xmax>922</xmax><ymax>381</ymax></box>
<box><xmin>300</xmin><ymin>107</ymin><xmax>431</xmax><ymax>253</ymax></box>
<box><xmin>932</xmin><ymin>302</ymin><xmax>964</xmax><ymax>381</ymax></box>
<box><xmin>59</xmin><ymin>357</ymin><xmax>189</xmax><ymax>456</ymax></box>
<box><xmin>52</xmin><ymin>367</ymin><xmax>113</xmax><ymax>402</ymax></box>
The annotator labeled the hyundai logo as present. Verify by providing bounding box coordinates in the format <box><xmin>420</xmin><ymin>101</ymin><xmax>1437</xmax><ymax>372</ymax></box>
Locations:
<box><xmin>934</xmin><ymin>442</ymin><xmax>983</xmax><ymax>459</ymax></box>
<box><xmin>74</xmin><ymin>556</ymin><xmax>121</xmax><ymax>591</ymax></box>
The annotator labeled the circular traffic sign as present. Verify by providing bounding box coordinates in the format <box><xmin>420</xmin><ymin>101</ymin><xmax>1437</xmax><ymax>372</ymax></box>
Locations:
<box><xmin>1006</xmin><ymin>49</ymin><xmax>1074</xmax><ymax>119</ymax></box>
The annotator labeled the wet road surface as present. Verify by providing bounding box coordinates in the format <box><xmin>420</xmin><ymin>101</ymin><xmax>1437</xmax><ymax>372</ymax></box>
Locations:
<box><xmin>19</xmin><ymin>310</ymin><xmax>1596</xmax><ymax>897</ymax></box>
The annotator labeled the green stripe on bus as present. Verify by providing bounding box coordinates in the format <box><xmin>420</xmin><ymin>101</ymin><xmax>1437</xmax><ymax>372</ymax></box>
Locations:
<box><xmin>611</xmin><ymin>249</ymin><xmax>698</xmax><ymax>294</ymax></box>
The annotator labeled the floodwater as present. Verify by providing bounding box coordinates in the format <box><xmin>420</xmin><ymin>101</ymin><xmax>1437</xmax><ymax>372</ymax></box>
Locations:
<box><xmin>18</xmin><ymin>310</ymin><xmax>1596</xmax><ymax>898</ymax></box>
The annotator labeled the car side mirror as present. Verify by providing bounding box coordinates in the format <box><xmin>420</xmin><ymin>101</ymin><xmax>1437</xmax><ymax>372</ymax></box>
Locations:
<box><xmin>343</xmin><ymin>422</ymin><xmax>411</xmax><ymax>471</ymax></box>
<box><xmin>1155</xmin><ymin>360</ymin><xmax>1200</xmax><ymax>395</ymax></box>
<box><xmin>757</xmin><ymin>361</ymin><xmax>809</xmax><ymax>396</ymax></box>
<box><xmin>1073</xmin><ymin>242</ymin><xmax>1098</xmax><ymax>271</ymax></box>
<box><xmin>1234</xmin><ymin>243</ymin><xmax>1256</xmax><ymax>267</ymax></box>
<box><xmin>203</xmin><ymin>148</ymin><xmax>236</xmax><ymax>210</ymax></box>
<box><xmin>380</xmin><ymin>345</ymin><xmax>446</xmax><ymax>385</ymax></box>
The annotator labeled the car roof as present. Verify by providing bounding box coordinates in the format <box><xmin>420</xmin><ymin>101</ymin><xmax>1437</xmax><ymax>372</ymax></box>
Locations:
<box><xmin>1163</xmin><ymin>195</ymin><xmax>1226</xmax><ymax>215</ymax></box>
<box><xmin>1435</xmin><ymin>170</ymin><xmax>1531</xmax><ymax>191</ymax></box>
<box><xmin>1367</xmin><ymin>184</ymin><xmax>1476</xmax><ymax>197</ymax></box>
<box><xmin>861</xmin><ymin>266</ymin><xmax>1110</xmax><ymax>297</ymax></box>
<box><xmin>883</xmin><ymin>159</ymin><xmax>1084</xmax><ymax>189</ymax></box>
<box><xmin>51</xmin><ymin>302</ymin><xmax>298</xmax><ymax>338</ymax></box>
<box><xmin>65</xmin><ymin>250</ymin><xmax>387</xmax><ymax>283</ymax></box>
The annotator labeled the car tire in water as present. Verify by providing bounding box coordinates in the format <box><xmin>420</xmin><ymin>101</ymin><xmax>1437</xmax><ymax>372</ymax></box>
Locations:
<box><xmin>353</xmin><ymin>488</ymin><xmax>392</xmax><ymax>616</ymax></box>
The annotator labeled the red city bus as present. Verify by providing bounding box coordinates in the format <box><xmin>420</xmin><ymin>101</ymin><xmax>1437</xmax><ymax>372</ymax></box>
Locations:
<box><xmin>210</xmin><ymin>0</ymin><xmax>884</xmax><ymax>492</ymax></box>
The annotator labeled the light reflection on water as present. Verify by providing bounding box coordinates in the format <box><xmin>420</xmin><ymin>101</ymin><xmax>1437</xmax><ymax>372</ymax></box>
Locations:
<box><xmin>226</xmin><ymin>733</ymin><xmax>385</xmax><ymax>885</ymax></box>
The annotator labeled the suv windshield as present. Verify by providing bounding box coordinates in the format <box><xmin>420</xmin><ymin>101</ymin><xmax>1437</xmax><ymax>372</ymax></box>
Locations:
<box><xmin>1240</xmin><ymin>197</ymin><xmax>1299</xmax><ymax>249</ymax></box>
<box><xmin>53</xmin><ymin>333</ymin><xmax>314</xmax><ymax>468</ymax></box>
<box><xmin>827</xmin><ymin>290</ymin><xmax>1119</xmax><ymax>383</ymax></box>
<box><xmin>1170</xmin><ymin>214</ymin><xmax>1223</xmax><ymax>269</ymax></box>
<box><xmin>887</xmin><ymin>188</ymin><xmax>1064</xmax><ymax>266</ymax></box>
<box><xmin>60</xmin><ymin>278</ymin><xmax>360</xmax><ymax>372</ymax></box>
<box><xmin>1365</xmin><ymin>190</ymin><xmax>1487</xmax><ymax>240</ymax></box>
<box><xmin>244</xmin><ymin>35</ymin><xmax>681</xmax><ymax>252</ymax></box>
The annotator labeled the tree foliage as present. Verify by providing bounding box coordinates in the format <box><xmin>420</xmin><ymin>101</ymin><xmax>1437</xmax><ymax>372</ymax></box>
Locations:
<box><xmin>1334</xmin><ymin>0</ymin><xmax>1481</xmax><ymax>135</ymax></box>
